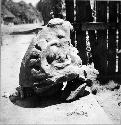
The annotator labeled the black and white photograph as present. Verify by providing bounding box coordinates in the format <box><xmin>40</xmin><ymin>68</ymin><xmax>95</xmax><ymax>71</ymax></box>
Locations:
<box><xmin>0</xmin><ymin>0</ymin><xmax>121</xmax><ymax>124</ymax></box>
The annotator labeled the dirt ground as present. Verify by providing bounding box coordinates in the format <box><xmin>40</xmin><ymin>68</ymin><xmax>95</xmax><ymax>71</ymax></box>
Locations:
<box><xmin>0</xmin><ymin>26</ymin><xmax>121</xmax><ymax>124</ymax></box>
<box><xmin>93</xmin><ymin>82</ymin><xmax>121</xmax><ymax>124</ymax></box>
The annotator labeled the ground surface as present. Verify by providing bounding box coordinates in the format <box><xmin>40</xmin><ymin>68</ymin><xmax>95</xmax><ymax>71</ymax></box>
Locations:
<box><xmin>94</xmin><ymin>84</ymin><xmax>121</xmax><ymax>124</ymax></box>
<box><xmin>0</xmin><ymin>24</ymin><xmax>120</xmax><ymax>124</ymax></box>
<box><xmin>1</xmin><ymin>24</ymin><xmax>43</xmax><ymax>35</ymax></box>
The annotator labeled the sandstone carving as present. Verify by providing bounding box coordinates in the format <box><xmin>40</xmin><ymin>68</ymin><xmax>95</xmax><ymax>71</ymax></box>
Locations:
<box><xmin>19</xmin><ymin>18</ymin><xmax>99</xmax><ymax>100</ymax></box>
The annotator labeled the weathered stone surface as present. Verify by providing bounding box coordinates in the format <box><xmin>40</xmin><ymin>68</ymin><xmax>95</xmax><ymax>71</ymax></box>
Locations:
<box><xmin>19</xmin><ymin>18</ymin><xmax>99</xmax><ymax>97</ymax></box>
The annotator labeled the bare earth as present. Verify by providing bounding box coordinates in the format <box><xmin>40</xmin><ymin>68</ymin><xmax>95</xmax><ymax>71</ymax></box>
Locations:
<box><xmin>0</xmin><ymin>29</ymin><xmax>120</xmax><ymax>124</ymax></box>
<box><xmin>94</xmin><ymin>88</ymin><xmax>121</xmax><ymax>124</ymax></box>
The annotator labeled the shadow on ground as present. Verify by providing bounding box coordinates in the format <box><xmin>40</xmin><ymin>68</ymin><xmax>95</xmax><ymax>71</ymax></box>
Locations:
<box><xmin>9</xmin><ymin>90</ymin><xmax>90</xmax><ymax>108</ymax></box>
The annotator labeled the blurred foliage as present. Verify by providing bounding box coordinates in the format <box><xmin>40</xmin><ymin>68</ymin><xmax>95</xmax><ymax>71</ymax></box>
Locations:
<box><xmin>36</xmin><ymin>0</ymin><xmax>65</xmax><ymax>25</ymax></box>
<box><xmin>1</xmin><ymin>0</ymin><xmax>42</xmax><ymax>24</ymax></box>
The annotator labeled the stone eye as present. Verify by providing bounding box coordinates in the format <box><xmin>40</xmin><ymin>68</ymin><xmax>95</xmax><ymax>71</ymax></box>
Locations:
<box><xmin>57</xmin><ymin>35</ymin><xmax>65</xmax><ymax>39</ymax></box>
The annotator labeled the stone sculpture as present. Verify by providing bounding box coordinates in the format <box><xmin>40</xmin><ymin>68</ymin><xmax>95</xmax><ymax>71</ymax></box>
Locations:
<box><xmin>18</xmin><ymin>18</ymin><xmax>99</xmax><ymax>101</ymax></box>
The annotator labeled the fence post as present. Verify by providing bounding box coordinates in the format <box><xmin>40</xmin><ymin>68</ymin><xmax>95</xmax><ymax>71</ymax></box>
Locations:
<box><xmin>118</xmin><ymin>2</ymin><xmax>121</xmax><ymax>73</ymax></box>
<box><xmin>65</xmin><ymin>0</ymin><xmax>74</xmax><ymax>23</ymax></box>
<box><xmin>76</xmin><ymin>0</ymin><xmax>93</xmax><ymax>65</ymax></box>
<box><xmin>108</xmin><ymin>1</ymin><xmax>117</xmax><ymax>75</ymax></box>
<box><xmin>88</xmin><ymin>30</ymin><xmax>96</xmax><ymax>65</ymax></box>
<box><xmin>95</xmin><ymin>1</ymin><xmax>108</xmax><ymax>75</ymax></box>
<box><xmin>65</xmin><ymin>0</ymin><xmax>75</xmax><ymax>46</ymax></box>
